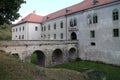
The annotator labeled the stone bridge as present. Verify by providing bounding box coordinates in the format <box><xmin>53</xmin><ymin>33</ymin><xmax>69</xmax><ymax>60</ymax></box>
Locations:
<box><xmin>0</xmin><ymin>40</ymin><xmax>78</xmax><ymax>66</ymax></box>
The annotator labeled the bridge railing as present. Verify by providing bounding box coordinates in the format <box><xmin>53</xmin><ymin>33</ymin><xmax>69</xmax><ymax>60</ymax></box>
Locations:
<box><xmin>0</xmin><ymin>40</ymin><xmax>78</xmax><ymax>46</ymax></box>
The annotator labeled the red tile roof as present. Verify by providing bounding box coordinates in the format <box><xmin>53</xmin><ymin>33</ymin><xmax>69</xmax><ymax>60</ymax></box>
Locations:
<box><xmin>15</xmin><ymin>0</ymin><xmax>117</xmax><ymax>25</ymax></box>
<box><xmin>15</xmin><ymin>13</ymin><xmax>44</xmax><ymax>25</ymax></box>
<box><xmin>43</xmin><ymin>0</ymin><xmax>117</xmax><ymax>21</ymax></box>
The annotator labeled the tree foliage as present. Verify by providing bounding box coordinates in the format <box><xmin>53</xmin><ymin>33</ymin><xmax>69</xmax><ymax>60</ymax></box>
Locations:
<box><xmin>0</xmin><ymin>0</ymin><xmax>26</xmax><ymax>25</ymax></box>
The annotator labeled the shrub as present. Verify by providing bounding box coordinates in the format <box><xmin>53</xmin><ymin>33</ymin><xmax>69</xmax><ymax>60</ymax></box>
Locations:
<box><xmin>31</xmin><ymin>53</ymin><xmax>37</xmax><ymax>64</ymax></box>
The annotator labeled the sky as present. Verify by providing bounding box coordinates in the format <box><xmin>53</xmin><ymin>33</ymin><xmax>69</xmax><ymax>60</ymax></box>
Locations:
<box><xmin>13</xmin><ymin>0</ymin><xmax>83</xmax><ymax>23</ymax></box>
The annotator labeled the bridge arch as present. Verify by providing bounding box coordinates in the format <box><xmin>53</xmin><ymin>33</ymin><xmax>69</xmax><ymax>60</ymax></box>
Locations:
<box><xmin>31</xmin><ymin>50</ymin><xmax>45</xmax><ymax>66</ymax></box>
<box><xmin>68</xmin><ymin>48</ymin><xmax>77</xmax><ymax>61</ymax></box>
<box><xmin>52</xmin><ymin>49</ymin><xmax>63</xmax><ymax>64</ymax></box>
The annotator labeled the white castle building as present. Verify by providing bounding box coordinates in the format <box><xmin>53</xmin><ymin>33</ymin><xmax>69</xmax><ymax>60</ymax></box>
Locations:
<box><xmin>12</xmin><ymin>0</ymin><xmax>120</xmax><ymax>65</ymax></box>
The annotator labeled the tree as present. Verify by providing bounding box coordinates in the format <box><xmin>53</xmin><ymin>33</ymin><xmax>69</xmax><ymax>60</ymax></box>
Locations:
<box><xmin>0</xmin><ymin>0</ymin><xmax>26</xmax><ymax>25</ymax></box>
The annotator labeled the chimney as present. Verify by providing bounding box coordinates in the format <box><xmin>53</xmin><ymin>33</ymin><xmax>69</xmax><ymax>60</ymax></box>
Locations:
<box><xmin>33</xmin><ymin>10</ymin><xmax>36</xmax><ymax>13</ymax></box>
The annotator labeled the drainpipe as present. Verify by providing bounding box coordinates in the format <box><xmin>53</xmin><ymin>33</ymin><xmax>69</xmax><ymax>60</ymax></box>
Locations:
<box><xmin>27</xmin><ymin>22</ymin><xmax>29</xmax><ymax>40</ymax></box>
<box><xmin>65</xmin><ymin>15</ymin><xmax>67</xmax><ymax>41</ymax></box>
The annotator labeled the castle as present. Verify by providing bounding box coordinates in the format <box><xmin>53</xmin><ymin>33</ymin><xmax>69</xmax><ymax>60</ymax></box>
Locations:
<box><xmin>11</xmin><ymin>0</ymin><xmax>120</xmax><ymax>66</ymax></box>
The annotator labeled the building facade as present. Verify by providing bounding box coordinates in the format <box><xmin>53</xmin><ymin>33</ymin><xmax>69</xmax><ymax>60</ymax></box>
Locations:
<box><xmin>12</xmin><ymin>0</ymin><xmax>120</xmax><ymax>65</ymax></box>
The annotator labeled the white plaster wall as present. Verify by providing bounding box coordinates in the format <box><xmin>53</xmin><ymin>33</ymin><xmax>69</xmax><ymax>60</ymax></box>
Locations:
<box><xmin>78</xmin><ymin>1</ymin><xmax>120</xmax><ymax>66</ymax></box>
<box><xmin>28</xmin><ymin>23</ymin><xmax>41</xmax><ymax>40</ymax></box>
<box><xmin>12</xmin><ymin>22</ymin><xmax>42</xmax><ymax>40</ymax></box>
<box><xmin>12</xmin><ymin>23</ymin><xmax>27</xmax><ymax>40</ymax></box>
<box><xmin>67</xmin><ymin>13</ymin><xmax>79</xmax><ymax>40</ymax></box>
<box><xmin>42</xmin><ymin>16</ymin><xmax>67</xmax><ymax>40</ymax></box>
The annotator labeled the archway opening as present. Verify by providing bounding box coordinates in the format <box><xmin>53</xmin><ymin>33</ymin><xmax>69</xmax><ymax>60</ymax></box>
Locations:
<box><xmin>12</xmin><ymin>53</ymin><xmax>19</xmax><ymax>59</ymax></box>
<box><xmin>71</xmin><ymin>32</ymin><xmax>77</xmax><ymax>40</ymax></box>
<box><xmin>31</xmin><ymin>50</ymin><xmax>45</xmax><ymax>66</ymax></box>
<box><xmin>68</xmin><ymin>48</ymin><xmax>76</xmax><ymax>61</ymax></box>
<box><xmin>52</xmin><ymin>49</ymin><xmax>63</xmax><ymax>64</ymax></box>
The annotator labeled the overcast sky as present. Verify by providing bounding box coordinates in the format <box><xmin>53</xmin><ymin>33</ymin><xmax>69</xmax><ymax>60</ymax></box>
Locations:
<box><xmin>13</xmin><ymin>0</ymin><xmax>83</xmax><ymax>23</ymax></box>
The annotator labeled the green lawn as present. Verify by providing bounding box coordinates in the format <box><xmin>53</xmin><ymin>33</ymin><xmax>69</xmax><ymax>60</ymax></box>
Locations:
<box><xmin>52</xmin><ymin>61</ymin><xmax>120</xmax><ymax>80</ymax></box>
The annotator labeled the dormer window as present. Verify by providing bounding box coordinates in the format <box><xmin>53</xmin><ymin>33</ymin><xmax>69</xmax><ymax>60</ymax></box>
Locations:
<box><xmin>93</xmin><ymin>0</ymin><xmax>98</xmax><ymax>5</ymax></box>
<box><xmin>66</xmin><ymin>9</ymin><xmax>70</xmax><ymax>13</ymax></box>
<box><xmin>46</xmin><ymin>16</ymin><xmax>49</xmax><ymax>19</ymax></box>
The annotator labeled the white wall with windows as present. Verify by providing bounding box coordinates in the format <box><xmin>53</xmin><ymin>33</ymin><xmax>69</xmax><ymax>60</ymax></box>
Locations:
<box><xmin>67</xmin><ymin>13</ymin><xmax>79</xmax><ymax>40</ymax></box>
<box><xmin>12</xmin><ymin>22</ymin><xmax>41</xmax><ymax>40</ymax></box>
<box><xmin>27</xmin><ymin>23</ymin><xmax>41</xmax><ymax>40</ymax></box>
<box><xmin>77</xmin><ymin>1</ymin><xmax>120</xmax><ymax>63</ymax></box>
<box><xmin>41</xmin><ymin>16</ymin><xmax>67</xmax><ymax>40</ymax></box>
<box><xmin>12</xmin><ymin>23</ymin><xmax>27</xmax><ymax>40</ymax></box>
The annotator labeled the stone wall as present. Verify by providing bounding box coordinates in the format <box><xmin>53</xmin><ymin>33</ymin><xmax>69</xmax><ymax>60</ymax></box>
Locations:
<box><xmin>0</xmin><ymin>40</ymin><xmax>78</xmax><ymax>67</ymax></box>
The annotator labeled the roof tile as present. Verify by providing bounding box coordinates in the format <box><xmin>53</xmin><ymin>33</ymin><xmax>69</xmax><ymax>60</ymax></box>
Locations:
<box><xmin>15</xmin><ymin>13</ymin><xmax>43</xmax><ymax>25</ymax></box>
<box><xmin>15</xmin><ymin>0</ymin><xmax>117</xmax><ymax>25</ymax></box>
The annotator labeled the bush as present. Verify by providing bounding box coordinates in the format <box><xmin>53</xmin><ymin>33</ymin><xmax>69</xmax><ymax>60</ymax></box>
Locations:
<box><xmin>31</xmin><ymin>53</ymin><xmax>37</xmax><ymax>64</ymax></box>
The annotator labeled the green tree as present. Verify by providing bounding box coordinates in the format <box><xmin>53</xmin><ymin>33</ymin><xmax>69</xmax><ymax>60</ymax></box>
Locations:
<box><xmin>0</xmin><ymin>0</ymin><xmax>26</xmax><ymax>25</ymax></box>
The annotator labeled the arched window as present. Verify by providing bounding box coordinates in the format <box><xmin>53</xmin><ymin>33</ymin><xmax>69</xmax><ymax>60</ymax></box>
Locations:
<box><xmin>87</xmin><ymin>15</ymin><xmax>92</xmax><ymax>24</ymax></box>
<box><xmin>93</xmin><ymin>13</ymin><xmax>98</xmax><ymax>23</ymax></box>
<box><xmin>73</xmin><ymin>18</ymin><xmax>77</xmax><ymax>26</ymax></box>
<box><xmin>70</xmin><ymin>19</ymin><xmax>74</xmax><ymax>27</ymax></box>
<box><xmin>71</xmin><ymin>32</ymin><xmax>77</xmax><ymax>40</ymax></box>
<box><xmin>113</xmin><ymin>9</ymin><xmax>119</xmax><ymax>21</ymax></box>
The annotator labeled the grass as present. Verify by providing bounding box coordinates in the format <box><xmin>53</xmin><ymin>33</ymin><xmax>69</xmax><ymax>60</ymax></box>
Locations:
<box><xmin>0</xmin><ymin>24</ymin><xmax>12</xmax><ymax>40</ymax></box>
<box><xmin>0</xmin><ymin>52</ymin><xmax>87</xmax><ymax>80</ymax></box>
<box><xmin>51</xmin><ymin>61</ymin><xmax>120</xmax><ymax>80</ymax></box>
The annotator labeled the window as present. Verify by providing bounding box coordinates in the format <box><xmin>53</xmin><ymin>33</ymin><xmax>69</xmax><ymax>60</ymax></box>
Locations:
<box><xmin>90</xmin><ymin>30</ymin><xmax>95</xmax><ymax>38</ymax></box>
<box><xmin>113</xmin><ymin>9</ymin><xmax>119</xmax><ymax>21</ymax></box>
<box><xmin>113</xmin><ymin>28</ymin><xmax>119</xmax><ymax>37</ymax></box>
<box><xmin>19</xmin><ymin>27</ymin><xmax>21</xmax><ymax>32</ymax></box>
<box><xmin>87</xmin><ymin>15</ymin><xmax>92</xmax><ymax>24</ymax></box>
<box><xmin>61</xmin><ymin>33</ymin><xmax>63</xmax><ymax>39</ymax></box>
<box><xmin>22</xmin><ymin>35</ymin><xmax>24</xmax><ymax>39</ymax></box>
<box><xmin>41</xmin><ymin>26</ymin><xmax>43</xmax><ymax>31</ymax></box>
<box><xmin>54</xmin><ymin>34</ymin><xmax>56</xmax><ymax>39</ymax></box>
<box><xmin>44</xmin><ymin>26</ymin><xmax>46</xmax><ymax>31</ymax></box>
<box><xmin>35</xmin><ymin>26</ymin><xmax>38</xmax><ymax>31</ymax></box>
<box><xmin>70</xmin><ymin>19</ymin><xmax>74</xmax><ymax>27</ymax></box>
<box><xmin>93</xmin><ymin>13</ymin><xmax>98</xmax><ymax>23</ymax></box>
<box><xmin>60</xmin><ymin>21</ymin><xmax>63</xmax><ymax>28</ymax></box>
<box><xmin>91</xmin><ymin>42</ymin><xmax>96</xmax><ymax>46</ymax></box>
<box><xmin>13</xmin><ymin>29</ymin><xmax>15</xmax><ymax>32</ymax></box>
<box><xmin>41</xmin><ymin>35</ymin><xmax>43</xmax><ymax>38</ymax></box>
<box><xmin>48</xmin><ymin>24</ymin><xmax>50</xmax><ymax>30</ymax></box>
<box><xmin>16</xmin><ymin>28</ymin><xmax>17</xmax><ymax>32</ymax></box>
<box><xmin>73</xmin><ymin>18</ymin><xmax>77</xmax><ymax>26</ymax></box>
<box><xmin>19</xmin><ymin>35</ymin><xmax>21</xmax><ymax>39</ymax></box>
<box><xmin>48</xmin><ymin>34</ymin><xmax>50</xmax><ymax>39</ymax></box>
<box><xmin>54</xmin><ymin>23</ymin><xmax>56</xmax><ymax>30</ymax></box>
<box><xmin>44</xmin><ymin>34</ymin><xmax>46</xmax><ymax>38</ymax></box>
<box><xmin>23</xmin><ymin>26</ymin><xmax>24</xmax><ymax>31</ymax></box>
